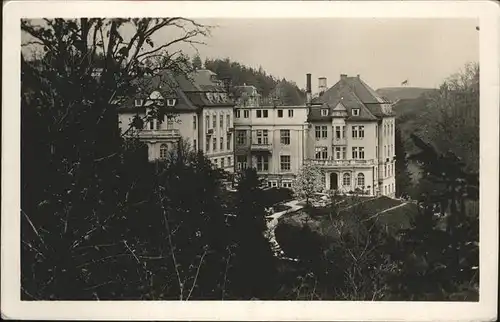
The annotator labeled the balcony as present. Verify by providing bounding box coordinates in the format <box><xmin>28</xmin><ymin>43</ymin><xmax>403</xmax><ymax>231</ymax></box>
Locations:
<box><xmin>310</xmin><ymin>159</ymin><xmax>376</xmax><ymax>168</ymax></box>
<box><xmin>250</xmin><ymin>142</ymin><xmax>272</xmax><ymax>152</ymax></box>
<box><xmin>136</xmin><ymin>129</ymin><xmax>181</xmax><ymax>140</ymax></box>
<box><xmin>332</xmin><ymin>137</ymin><xmax>347</xmax><ymax>146</ymax></box>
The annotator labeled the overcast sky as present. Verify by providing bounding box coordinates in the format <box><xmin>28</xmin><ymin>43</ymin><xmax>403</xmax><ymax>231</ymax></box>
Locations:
<box><xmin>22</xmin><ymin>18</ymin><xmax>479</xmax><ymax>91</ymax></box>
<box><xmin>152</xmin><ymin>18</ymin><xmax>478</xmax><ymax>90</ymax></box>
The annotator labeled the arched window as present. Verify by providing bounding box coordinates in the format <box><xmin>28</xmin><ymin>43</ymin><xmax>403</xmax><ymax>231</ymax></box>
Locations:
<box><xmin>357</xmin><ymin>173</ymin><xmax>365</xmax><ymax>187</ymax></box>
<box><xmin>160</xmin><ymin>144</ymin><xmax>168</xmax><ymax>159</ymax></box>
<box><xmin>343</xmin><ymin>172</ymin><xmax>351</xmax><ymax>186</ymax></box>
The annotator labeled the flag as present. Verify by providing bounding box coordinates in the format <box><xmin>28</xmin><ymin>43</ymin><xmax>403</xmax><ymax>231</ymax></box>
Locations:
<box><xmin>401</xmin><ymin>80</ymin><xmax>408</xmax><ymax>86</ymax></box>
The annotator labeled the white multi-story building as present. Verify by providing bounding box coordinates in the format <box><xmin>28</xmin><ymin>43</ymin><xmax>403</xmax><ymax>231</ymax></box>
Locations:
<box><xmin>306</xmin><ymin>73</ymin><xmax>396</xmax><ymax>197</ymax></box>
<box><xmin>118</xmin><ymin>69</ymin><xmax>235</xmax><ymax>173</ymax></box>
<box><xmin>233</xmin><ymin>85</ymin><xmax>308</xmax><ymax>188</ymax></box>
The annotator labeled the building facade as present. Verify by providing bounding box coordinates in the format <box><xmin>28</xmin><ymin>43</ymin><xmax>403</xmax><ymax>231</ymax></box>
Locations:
<box><xmin>233</xmin><ymin>85</ymin><xmax>308</xmax><ymax>188</ymax></box>
<box><xmin>305</xmin><ymin>73</ymin><xmax>396</xmax><ymax>197</ymax></box>
<box><xmin>118</xmin><ymin>69</ymin><xmax>235</xmax><ymax>173</ymax></box>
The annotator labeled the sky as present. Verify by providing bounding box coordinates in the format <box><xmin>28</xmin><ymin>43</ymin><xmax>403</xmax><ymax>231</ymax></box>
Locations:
<box><xmin>22</xmin><ymin>18</ymin><xmax>479</xmax><ymax>91</ymax></box>
<box><xmin>150</xmin><ymin>18</ymin><xmax>479</xmax><ymax>91</ymax></box>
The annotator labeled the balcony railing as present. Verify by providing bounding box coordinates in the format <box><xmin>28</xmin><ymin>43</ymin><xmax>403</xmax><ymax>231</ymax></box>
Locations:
<box><xmin>250</xmin><ymin>142</ymin><xmax>272</xmax><ymax>152</ymax></box>
<box><xmin>136</xmin><ymin>129</ymin><xmax>181</xmax><ymax>139</ymax></box>
<box><xmin>332</xmin><ymin>137</ymin><xmax>347</xmax><ymax>146</ymax></box>
<box><xmin>310</xmin><ymin>159</ymin><xmax>376</xmax><ymax>167</ymax></box>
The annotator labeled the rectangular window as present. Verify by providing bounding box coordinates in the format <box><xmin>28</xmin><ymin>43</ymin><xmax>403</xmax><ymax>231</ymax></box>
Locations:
<box><xmin>359</xmin><ymin>147</ymin><xmax>365</xmax><ymax>159</ymax></box>
<box><xmin>385</xmin><ymin>165</ymin><xmax>387</xmax><ymax>177</ymax></box>
<box><xmin>256</xmin><ymin>130</ymin><xmax>269</xmax><ymax>144</ymax></box>
<box><xmin>376</xmin><ymin>125</ymin><xmax>378</xmax><ymax>137</ymax></box>
<box><xmin>315</xmin><ymin>126</ymin><xmax>321</xmax><ymax>139</ymax></box>
<box><xmin>205</xmin><ymin>115</ymin><xmax>210</xmax><ymax>129</ymax></box>
<box><xmin>149</xmin><ymin>120</ymin><xmax>154</xmax><ymax>130</ymax></box>
<box><xmin>280</xmin><ymin>130</ymin><xmax>290</xmax><ymax>145</ymax></box>
<box><xmin>280</xmin><ymin>155</ymin><xmax>291</xmax><ymax>171</ymax></box>
<box><xmin>288</xmin><ymin>110</ymin><xmax>294</xmax><ymax>117</ymax></box>
<box><xmin>221</xmin><ymin>158</ymin><xmax>225</xmax><ymax>167</ymax></box>
<box><xmin>256</xmin><ymin>110</ymin><xmax>262</xmax><ymax>118</ymax></box>
<box><xmin>352</xmin><ymin>147</ymin><xmax>358</xmax><ymax>159</ymax></box>
<box><xmin>278</xmin><ymin>109</ymin><xmax>283</xmax><ymax>118</ymax></box>
<box><xmin>321</xmin><ymin>126</ymin><xmax>328</xmax><ymax>138</ymax></box>
<box><xmin>236</xmin><ymin>130</ymin><xmax>246</xmax><ymax>145</ymax></box>
<box><xmin>193</xmin><ymin>139</ymin><xmax>197</xmax><ymax>151</ymax></box>
<box><xmin>206</xmin><ymin>138</ymin><xmax>210</xmax><ymax>152</ymax></box>
<box><xmin>212</xmin><ymin>114</ymin><xmax>216</xmax><ymax>128</ymax></box>
<box><xmin>342</xmin><ymin>147</ymin><xmax>347</xmax><ymax>160</ymax></box>
<box><xmin>214</xmin><ymin>158</ymin><xmax>217</xmax><ymax>167</ymax></box>
<box><xmin>257</xmin><ymin>155</ymin><xmax>269</xmax><ymax>171</ymax></box>
<box><xmin>134</xmin><ymin>99</ymin><xmax>143</xmax><ymax>107</ymax></box>
<box><xmin>335</xmin><ymin>126</ymin><xmax>341</xmax><ymax>139</ymax></box>
<box><xmin>237</xmin><ymin>155</ymin><xmax>247</xmax><ymax>170</ymax></box>
<box><xmin>352</xmin><ymin>109</ymin><xmax>360</xmax><ymax>116</ymax></box>
<box><xmin>220</xmin><ymin>137</ymin><xmax>224</xmax><ymax>150</ymax></box>
<box><xmin>220</xmin><ymin>115</ymin><xmax>224</xmax><ymax>129</ymax></box>
<box><xmin>226</xmin><ymin>114</ymin><xmax>231</xmax><ymax>128</ymax></box>
<box><xmin>315</xmin><ymin>147</ymin><xmax>327</xmax><ymax>160</ymax></box>
<box><xmin>359</xmin><ymin>126</ymin><xmax>365</xmax><ymax>138</ymax></box>
<box><xmin>227</xmin><ymin>156</ymin><xmax>231</xmax><ymax>166</ymax></box>
<box><xmin>263</xmin><ymin>110</ymin><xmax>268</xmax><ymax>118</ymax></box>
<box><xmin>244</xmin><ymin>110</ymin><xmax>249</xmax><ymax>118</ymax></box>
<box><xmin>193</xmin><ymin>116</ymin><xmax>197</xmax><ymax>130</ymax></box>
<box><xmin>342</xmin><ymin>126</ymin><xmax>346</xmax><ymax>138</ymax></box>
<box><xmin>352</xmin><ymin>126</ymin><xmax>358</xmax><ymax>138</ymax></box>
<box><xmin>227</xmin><ymin>134</ymin><xmax>231</xmax><ymax>150</ymax></box>
<box><xmin>213</xmin><ymin>137</ymin><xmax>217</xmax><ymax>151</ymax></box>
<box><xmin>335</xmin><ymin>147</ymin><xmax>341</xmax><ymax>159</ymax></box>
<box><xmin>235</xmin><ymin>109</ymin><xmax>241</xmax><ymax>118</ymax></box>
<box><xmin>321</xmin><ymin>109</ymin><xmax>329</xmax><ymax>116</ymax></box>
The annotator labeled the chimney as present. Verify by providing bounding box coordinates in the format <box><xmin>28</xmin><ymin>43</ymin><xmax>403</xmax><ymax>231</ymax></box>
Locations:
<box><xmin>306</xmin><ymin>73</ymin><xmax>312</xmax><ymax>106</ymax></box>
<box><xmin>340</xmin><ymin>74</ymin><xmax>348</xmax><ymax>81</ymax></box>
<box><xmin>318</xmin><ymin>77</ymin><xmax>327</xmax><ymax>96</ymax></box>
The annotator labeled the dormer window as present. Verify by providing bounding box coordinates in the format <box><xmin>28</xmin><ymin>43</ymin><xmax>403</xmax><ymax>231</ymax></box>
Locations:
<box><xmin>166</xmin><ymin>98</ymin><xmax>176</xmax><ymax>107</ymax></box>
<box><xmin>352</xmin><ymin>108</ymin><xmax>360</xmax><ymax>116</ymax></box>
<box><xmin>134</xmin><ymin>99</ymin><xmax>143</xmax><ymax>107</ymax></box>
<box><xmin>321</xmin><ymin>109</ymin><xmax>329</xmax><ymax>116</ymax></box>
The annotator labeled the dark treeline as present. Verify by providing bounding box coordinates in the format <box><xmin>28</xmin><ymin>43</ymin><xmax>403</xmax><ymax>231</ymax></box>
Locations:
<box><xmin>204</xmin><ymin>57</ymin><xmax>306</xmax><ymax>105</ymax></box>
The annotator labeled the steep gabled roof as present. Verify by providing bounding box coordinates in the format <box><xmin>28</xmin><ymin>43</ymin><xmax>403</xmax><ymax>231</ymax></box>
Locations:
<box><xmin>311</xmin><ymin>75</ymin><xmax>392</xmax><ymax>121</ymax></box>
<box><xmin>118</xmin><ymin>69</ymin><xmax>234</xmax><ymax>112</ymax></box>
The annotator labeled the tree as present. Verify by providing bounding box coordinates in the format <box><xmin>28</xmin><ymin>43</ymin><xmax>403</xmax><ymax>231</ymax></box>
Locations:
<box><xmin>192</xmin><ymin>53</ymin><xmax>203</xmax><ymax>70</ymax></box>
<box><xmin>20</xmin><ymin>18</ymin><xmax>219</xmax><ymax>300</ymax></box>
<box><xmin>292</xmin><ymin>162</ymin><xmax>324</xmax><ymax>206</ymax></box>
<box><xmin>394</xmin><ymin>124</ymin><xmax>413</xmax><ymax>198</ymax></box>
<box><xmin>387</xmin><ymin>134</ymin><xmax>479</xmax><ymax>300</ymax></box>
<box><xmin>226</xmin><ymin>168</ymin><xmax>278</xmax><ymax>299</ymax></box>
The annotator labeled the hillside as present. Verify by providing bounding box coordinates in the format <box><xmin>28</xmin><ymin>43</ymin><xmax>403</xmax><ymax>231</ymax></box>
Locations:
<box><xmin>204</xmin><ymin>57</ymin><xmax>306</xmax><ymax>105</ymax></box>
<box><xmin>376</xmin><ymin>87</ymin><xmax>436</xmax><ymax>102</ymax></box>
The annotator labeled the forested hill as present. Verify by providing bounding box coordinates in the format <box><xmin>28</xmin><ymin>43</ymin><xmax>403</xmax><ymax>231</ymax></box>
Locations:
<box><xmin>204</xmin><ymin>58</ymin><xmax>306</xmax><ymax>105</ymax></box>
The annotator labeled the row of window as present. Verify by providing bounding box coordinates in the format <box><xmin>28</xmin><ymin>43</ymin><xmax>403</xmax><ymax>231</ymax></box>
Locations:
<box><xmin>135</xmin><ymin>98</ymin><xmax>176</xmax><ymax>107</ymax></box>
<box><xmin>212</xmin><ymin>156</ymin><xmax>232</xmax><ymax>168</ymax></box>
<box><xmin>236</xmin><ymin>155</ymin><xmax>291</xmax><ymax>172</ymax></box>
<box><xmin>236</xmin><ymin>129</ymin><xmax>292</xmax><ymax>146</ymax></box>
<box><xmin>384</xmin><ymin>183</ymin><xmax>395</xmax><ymax>195</ymax></box>
<box><xmin>204</xmin><ymin>134</ymin><xmax>232</xmax><ymax>153</ymax></box>
<box><xmin>315</xmin><ymin>146</ymin><xmax>365</xmax><ymax>160</ymax></box>
<box><xmin>384</xmin><ymin>121</ymin><xmax>394</xmax><ymax>137</ymax></box>
<box><xmin>268</xmin><ymin>180</ymin><xmax>293</xmax><ymax>188</ymax></box>
<box><xmin>201</xmin><ymin>113</ymin><xmax>232</xmax><ymax>131</ymax></box>
<box><xmin>339</xmin><ymin>172</ymin><xmax>365</xmax><ymax>187</ymax></box>
<box><xmin>315</xmin><ymin>125</ymin><xmax>365</xmax><ymax>139</ymax></box>
<box><xmin>235</xmin><ymin>109</ymin><xmax>295</xmax><ymax>119</ymax></box>
<box><xmin>384</xmin><ymin>144</ymin><xmax>394</xmax><ymax>158</ymax></box>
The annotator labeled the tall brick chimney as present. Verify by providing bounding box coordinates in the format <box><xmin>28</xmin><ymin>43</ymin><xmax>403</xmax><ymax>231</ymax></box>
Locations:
<box><xmin>306</xmin><ymin>73</ymin><xmax>312</xmax><ymax>106</ymax></box>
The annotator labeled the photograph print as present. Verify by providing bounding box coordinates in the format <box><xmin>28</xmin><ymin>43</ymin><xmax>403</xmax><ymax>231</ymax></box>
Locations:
<box><xmin>3</xmin><ymin>1</ymin><xmax>499</xmax><ymax>321</ymax></box>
